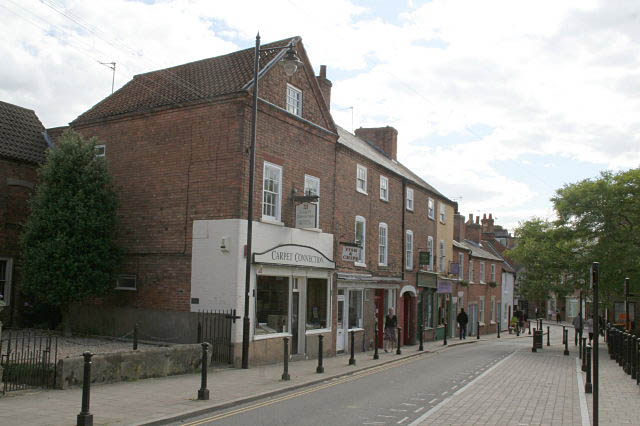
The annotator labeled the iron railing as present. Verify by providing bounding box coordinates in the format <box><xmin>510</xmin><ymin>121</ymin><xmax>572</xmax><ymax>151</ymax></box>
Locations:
<box><xmin>197</xmin><ymin>309</ymin><xmax>237</xmax><ymax>365</ymax></box>
<box><xmin>1</xmin><ymin>329</ymin><xmax>58</xmax><ymax>394</ymax></box>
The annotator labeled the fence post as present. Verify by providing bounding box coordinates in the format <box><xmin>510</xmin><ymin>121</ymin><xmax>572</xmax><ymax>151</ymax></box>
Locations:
<box><xmin>562</xmin><ymin>326</ymin><xmax>565</xmax><ymax>345</ymax></box>
<box><xmin>419</xmin><ymin>324</ymin><xmax>424</xmax><ymax>351</ymax></box>
<box><xmin>396</xmin><ymin>327</ymin><xmax>402</xmax><ymax>355</ymax></box>
<box><xmin>585</xmin><ymin>344</ymin><xmax>592</xmax><ymax>393</ymax></box>
<box><xmin>564</xmin><ymin>328</ymin><xmax>569</xmax><ymax>356</ymax></box>
<box><xmin>133</xmin><ymin>323</ymin><xmax>138</xmax><ymax>351</ymax></box>
<box><xmin>443</xmin><ymin>322</ymin><xmax>448</xmax><ymax>346</ymax></box>
<box><xmin>197</xmin><ymin>343</ymin><xmax>209</xmax><ymax>400</ymax></box>
<box><xmin>349</xmin><ymin>330</ymin><xmax>356</xmax><ymax>365</ymax></box>
<box><xmin>282</xmin><ymin>337</ymin><xmax>290</xmax><ymax>381</ymax></box>
<box><xmin>316</xmin><ymin>334</ymin><xmax>324</xmax><ymax>373</ymax></box>
<box><xmin>76</xmin><ymin>352</ymin><xmax>94</xmax><ymax>426</ymax></box>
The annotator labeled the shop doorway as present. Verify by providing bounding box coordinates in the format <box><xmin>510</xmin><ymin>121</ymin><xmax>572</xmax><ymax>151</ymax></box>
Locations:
<box><xmin>337</xmin><ymin>291</ymin><xmax>345</xmax><ymax>352</ymax></box>
<box><xmin>374</xmin><ymin>289</ymin><xmax>385</xmax><ymax>348</ymax></box>
<box><xmin>403</xmin><ymin>294</ymin><xmax>414</xmax><ymax>345</ymax></box>
<box><xmin>468</xmin><ymin>303</ymin><xmax>478</xmax><ymax>336</ymax></box>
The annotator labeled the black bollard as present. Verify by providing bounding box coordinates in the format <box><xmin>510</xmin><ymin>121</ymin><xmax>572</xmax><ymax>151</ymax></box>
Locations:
<box><xmin>627</xmin><ymin>333</ymin><xmax>633</xmax><ymax>375</ymax></box>
<box><xmin>547</xmin><ymin>326</ymin><xmax>550</xmax><ymax>346</ymax></box>
<box><xmin>282</xmin><ymin>337</ymin><xmax>291</xmax><ymax>380</ymax></box>
<box><xmin>585</xmin><ymin>344</ymin><xmax>592</xmax><ymax>393</ymax></box>
<box><xmin>477</xmin><ymin>321</ymin><xmax>480</xmax><ymax>340</ymax></box>
<box><xmin>516</xmin><ymin>323</ymin><xmax>520</xmax><ymax>336</ymax></box>
<box><xmin>443</xmin><ymin>322</ymin><xmax>448</xmax><ymax>346</ymax></box>
<box><xmin>575</xmin><ymin>326</ymin><xmax>578</xmax><ymax>346</ymax></box>
<box><xmin>562</xmin><ymin>326</ymin><xmax>566</xmax><ymax>345</ymax></box>
<box><xmin>582</xmin><ymin>337</ymin><xmax>587</xmax><ymax>372</ymax></box>
<box><xmin>197</xmin><ymin>322</ymin><xmax>202</xmax><ymax>343</ymax></box>
<box><xmin>374</xmin><ymin>324</ymin><xmax>379</xmax><ymax>360</ymax></box>
<box><xmin>579</xmin><ymin>330</ymin><xmax>582</xmax><ymax>359</ymax></box>
<box><xmin>133</xmin><ymin>323</ymin><xmax>139</xmax><ymax>351</ymax></box>
<box><xmin>637</xmin><ymin>337</ymin><xmax>640</xmax><ymax>386</ymax></box>
<box><xmin>316</xmin><ymin>334</ymin><xmax>324</xmax><ymax>373</ymax></box>
<box><xmin>197</xmin><ymin>343</ymin><xmax>210</xmax><ymax>400</ymax></box>
<box><xmin>349</xmin><ymin>330</ymin><xmax>356</xmax><ymax>365</ymax></box>
<box><xmin>564</xmin><ymin>328</ymin><xmax>569</xmax><ymax>356</ymax></box>
<box><xmin>419</xmin><ymin>324</ymin><xmax>424</xmax><ymax>351</ymax></box>
<box><xmin>632</xmin><ymin>336</ymin><xmax>637</xmax><ymax>380</ymax></box>
<box><xmin>532</xmin><ymin>330</ymin><xmax>537</xmax><ymax>353</ymax></box>
<box><xmin>396</xmin><ymin>327</ymin><xmax>402</xmax><ymax>355</ymax></box>
<box><xmin>497</xmin><ymin>321</ymin><xmax>500</xmax><ymax>339</ymax></box>
<box><xmin>77</xmin><ymin>352</ymin><xmax>94</xmax><ymax>426</ymax></box>
<box><xmin>528</xmin><ymin>321</ymin><xmax>531</xmax><ymax>335</ymax></box>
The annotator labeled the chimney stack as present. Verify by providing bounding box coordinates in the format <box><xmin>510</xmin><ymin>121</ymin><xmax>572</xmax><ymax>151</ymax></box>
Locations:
<box><xmin>481</xmin><ymin>213</ymin><xmax>495</xmax><ymax>239</ymax></box>
<box><xmin>355</xmin><ymin>126</ymin><xmax>398</xmax><ymax>160</ymax></box>
<box><xmin>316</xmin><ymin>65</ymin><xmax>332</xmax><ymax>111</ymax></box>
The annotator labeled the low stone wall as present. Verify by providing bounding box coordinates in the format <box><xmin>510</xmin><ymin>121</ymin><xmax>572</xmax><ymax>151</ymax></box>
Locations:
<box><xmin>56</xmin><ymin>343</ymin><xmax>203</xmax><ymax>389</ymax></box>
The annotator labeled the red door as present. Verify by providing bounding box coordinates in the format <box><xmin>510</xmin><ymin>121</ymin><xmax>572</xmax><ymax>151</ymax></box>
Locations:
<box><xmin>375</xmin><ymin>289</ymin><xmax>385</xmax><ymax>348</ymax></box>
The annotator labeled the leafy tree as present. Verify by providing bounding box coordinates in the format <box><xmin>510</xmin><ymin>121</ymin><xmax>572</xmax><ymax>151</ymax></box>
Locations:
<box><xmin>21</xmin><ymin>130</ymin><xmax>121</xmax><ymax>331</ymax></box>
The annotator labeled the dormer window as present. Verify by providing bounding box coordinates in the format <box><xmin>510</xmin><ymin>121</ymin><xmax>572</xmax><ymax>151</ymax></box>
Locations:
<box><xmin>286</xmin><ymin>84</ymin><xmax>302</xmax><ymax>117</ymax></box>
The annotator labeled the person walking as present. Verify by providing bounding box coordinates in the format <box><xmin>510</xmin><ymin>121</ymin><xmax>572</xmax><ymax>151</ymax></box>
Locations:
<box><xmin>556</xmin><ymin>309</ymin><xmax>561</xmax><ymax>323</ymax></box>
<box><xmin>586</xmin><ymin>316</ymin><xmax>594</xmax><ymax>342</ymax></box>
<box><xmin>457</xmin><ymin>308</ymin><xmax>469</xmax><ymax>339</ymax></box>
<box><xmin>384</xmin><ymin>308</ymin><xmax>397</xmax><ymax>352</ymax></box>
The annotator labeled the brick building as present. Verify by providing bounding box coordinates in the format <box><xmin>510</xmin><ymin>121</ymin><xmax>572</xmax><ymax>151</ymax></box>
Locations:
<box><xmin>0</xmin><ymin>101</ymin><xmax>50</xmax><ymax>326</ymax></box>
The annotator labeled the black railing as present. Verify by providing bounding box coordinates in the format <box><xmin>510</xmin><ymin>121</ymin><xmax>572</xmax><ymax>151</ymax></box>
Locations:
<box><xmin>1</xmin><ymin>329</ymin><xmax>58</xmax><ymax>394</ymax></box>
<box><xmin>197</xmin><ymin>309</ymin><xmax>237</xmax><ymax>365</ymax></box>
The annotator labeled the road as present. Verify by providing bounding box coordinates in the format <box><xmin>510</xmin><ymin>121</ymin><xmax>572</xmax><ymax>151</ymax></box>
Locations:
<box><xmin>171</xmin><ymin>338</ymin><xmax>527</xmax><ymax>426</ymax></box>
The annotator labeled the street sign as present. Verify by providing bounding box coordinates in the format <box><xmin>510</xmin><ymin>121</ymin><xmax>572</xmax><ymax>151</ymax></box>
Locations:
<box><xmin>419</xmin><ymin>251</ymin><xmax>431</xmax><ymax>266</ymax></box>
<box><xmin>295</xmin><ymin>202</ymin><xmax>317</xmax><ymax>228</ymax></box>
<box><xmin>342</xmin><ymin>245</ymin><xmax>361</xmax><ymax>262</ymax></box>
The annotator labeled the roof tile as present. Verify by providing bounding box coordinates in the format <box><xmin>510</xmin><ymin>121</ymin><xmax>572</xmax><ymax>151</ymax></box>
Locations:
<box><xmin>0</xmin><ymin>100</ymin><xmax>47</xmax><ymax>164</ymax></box>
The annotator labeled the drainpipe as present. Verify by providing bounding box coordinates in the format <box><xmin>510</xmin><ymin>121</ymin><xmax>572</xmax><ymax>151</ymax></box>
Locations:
<box><xmin>401</xmin><ymin>178</ymin><xmax>406</xmax><ymax>281</ymax></box>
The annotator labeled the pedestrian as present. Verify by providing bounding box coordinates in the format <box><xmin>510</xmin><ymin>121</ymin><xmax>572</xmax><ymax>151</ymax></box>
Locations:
<box><xmin>548</xmin><ymin>308</ymin><xmax>553</xmax><ymax>321</ymax></box>
<box><xmin>572</xmin><ymin>314</ymin><xmax>582</xmax><ymax>333</ymax></box>
<box><xmin>556</xmin><ymin>309</ymin><xmax>560</xmax><ymax>323</ymax></box>
<box><xmin>384</xmin><ymin>308</ymin><xmax>397</xmax><ymax>353</ymax></box>
<box><xmin>586</xmin><ymin>316</ymin><xmax>594</xmax><ymax>342</ymax></box>
<box><xmin>457</xmin><ymin>308</ymin><xmax>469</xmax><ymax>340</ymax></box>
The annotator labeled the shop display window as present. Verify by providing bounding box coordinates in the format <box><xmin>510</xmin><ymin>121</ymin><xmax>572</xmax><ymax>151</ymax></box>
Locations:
<box><xmin>255</xmin><ymin>275</ymin><xmax>289</xmax><ymax>335</ymax></box>
<box><xmin>306</xmin><ymin>278</ymin><xmax>328</xmax><ymax>330</ymax></box>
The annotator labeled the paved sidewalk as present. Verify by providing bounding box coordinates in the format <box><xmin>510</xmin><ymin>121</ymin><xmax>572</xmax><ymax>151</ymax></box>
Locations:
<box><xmin>0</xmin><ymin>334</ymin><xmax>491</xmax><ymax>426</ymax></box>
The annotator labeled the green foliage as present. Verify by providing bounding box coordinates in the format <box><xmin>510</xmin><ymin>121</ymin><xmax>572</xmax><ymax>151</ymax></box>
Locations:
<box><xmin>458</xmin><ymin>280</ymin><xmax>469</xmax><ymax>287</ymax></box>
<box><xmin>21</xmin><ymin>130</ymin><xmax>121</xmax><ymax>315</ymax></box>
<box><xmin>487</xmin><ymin>281</ymin><xmax>497</xmax><ymax>288</ymax></box>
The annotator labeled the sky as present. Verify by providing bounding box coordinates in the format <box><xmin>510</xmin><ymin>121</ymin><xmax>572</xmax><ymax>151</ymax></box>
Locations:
<box><xmin>2</xmin><ymin>0</ymin><xmax>639</xmax><ymax>232</ymax></box>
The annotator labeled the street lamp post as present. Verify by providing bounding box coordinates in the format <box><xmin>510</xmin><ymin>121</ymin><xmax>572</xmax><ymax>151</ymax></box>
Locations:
<box><xmin>241</xmin><ymin>33</ymin><xmax>303</xmax><ymax>369</ymax></box>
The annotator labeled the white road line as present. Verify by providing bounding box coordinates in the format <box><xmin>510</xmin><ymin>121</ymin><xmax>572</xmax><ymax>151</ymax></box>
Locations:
<box><xmin>390</xmin><ymin>409</ymin><xmax>408</xmax><ymax>412</ymax></box>
<box><xmin>408</xmin><ymin>350</ymin><xmax>517</xmax><ymax>426</ymax></box>
<box><xmin>576</xmin><ymin>358</ymin><xmax>590</xmax><ymax>426</ymax></box>
<box><xmin>401</xmin><ymin>403</ymin><xmax>417</xmax><ymax>406</ymax></box>
<box><xmin>410</xmin><ymin>398</ymin><xmax>426</xmax><ymax>401</ymax></box>
<box><xmin>451</xmin><ymin>385</ymin><xmax>458</xmax><ymax>390</ymax></box>
<box><xmin>377</xmin><ymin>415</ymin><xmax>395</xmax><ymax>418</ymax></box>
<box><xmin>397</xmin><ymin>416</ymin><xmax>409</xmax><ymax>424</ymax></box>
<box><xmin>363</xmin><ymin>422</ymin><xmax>385</xmax><ymax>425</ymax></box>
<box><xmin>428</xmin><ymin>398</ymin><xmax>437</xmax><ymax>403</ymax></box>
<box><xmin>414</xmin><ymin>406</ymin><xmax>425</xmax><ymax>413</ymax></box>
<box><xmin>441</xmin><ymin>391</ymin><xmax>448</xmax><ymax>396</ymax></box>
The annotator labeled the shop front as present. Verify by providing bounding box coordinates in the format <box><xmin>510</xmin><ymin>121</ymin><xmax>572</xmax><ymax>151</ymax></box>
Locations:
<box><xmin>418</xmin><ymin>271</ymin><xmax>439</xmax><ymax>341</ymax></box>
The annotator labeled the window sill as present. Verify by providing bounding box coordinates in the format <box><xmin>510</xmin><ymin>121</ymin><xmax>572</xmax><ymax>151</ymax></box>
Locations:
<box><xmin>299</xmin><ymin>227</ymin><xmax>323</xmax><ymax>233</ymax></box>
<box><xmin>347</xmin><ymin>327</ymin><xmax>364</xmax><ymax>332</ymax></box>
<box><xmin>260</xmin><ymin>218</ymin><xmax>284</xmax><ymax>227</ymax></box>
<box><xmin>306</xmin><ymin>328</ymin><xmax>331</xmax><ymax>335</ymax></box>
<box><xmin>254</xmin><ymin>332</ymin><xmax>293</xmax><ymax>341</ymax></box>
<box><xmin>406</xmin><ymin>207</ymin><xmax>414</xmax><ymax>212</ymax></box>
<box><xmin>354</xmin><ymin>262</ymin><xmax>367</xmax><ymax>268</ymax></box>
<box><xmin>428</xmin><ymin>216</ymin><xmax>435</xmax><ymax>221</ymax></box>
<box><xmin>378</xmin><ymin>263</ymin><xmax>388</xmax><ymax>268</ymax></box>
<box><xmin>115</xmin><ymin>287</ymin><xmax>137</xmax><ymax>291</ymax></box>
<box><xmin>490</xmin><ymin>321</ymin><xmax>496</xmax><ymax>325</ymax></box>
<box><xmin>380</xmin><ymin>198</ymin><xmax>389</xmax><ymax>202</ymax></box>
<box><xmin>356</xmin><ymin>188</ymin><xmax>368</xmax><ymax>195</ymax></box>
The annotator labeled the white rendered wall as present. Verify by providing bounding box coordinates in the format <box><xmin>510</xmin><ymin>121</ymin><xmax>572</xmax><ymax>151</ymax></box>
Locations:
<box><xmin>501</xmin><ymin>271</ymin><xmax>515</xmax><ymax>329</ymax></box>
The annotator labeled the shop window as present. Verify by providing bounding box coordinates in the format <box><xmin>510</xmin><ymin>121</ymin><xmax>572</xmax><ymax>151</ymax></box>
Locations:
<box><xmin>491</xmin><ymin>296</ymin><xmax>495</xmax><ymax>322</ymax></box>
<box><xmin>348</xmin><ymin>289</ymin><xmax>363</xmax><ymax>329</ymax></box>
<box><xmin>306</xmin><ymin>278</ymin><xmax>328</xmax><ymax>330</ymax></box>
<box><xmin>255</xmin><ymin>275</ymin><xmax>289</xmax><ymax>335</ymax></box>
<box><xmin>424</xmin><ymin>290</ymin><xmax>434</xmax><ymax>328</ymax></box>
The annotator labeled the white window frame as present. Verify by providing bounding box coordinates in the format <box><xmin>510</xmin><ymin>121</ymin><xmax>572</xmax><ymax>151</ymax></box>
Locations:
<box><xmin>439</xmin><ymin>240</ymin><xmax>445</xmax><ymax>272</ymax></box>
<box><xmin>304</xmin><ymin>174</ymin><xmax>320</xmax><ymax>229</ymax></box>
<box><xmin>479</xmin><ymin>296</ymin><xmax>485</xmax><ymax>324</ymax></box>
<box><xmin>95</xmin><ymin>144</ymin><xmax>105</xmax><ymax>157</ymax></box>
<box><xmin>405</xmin><ymin>230</ymin><xmax>414</xmax><ymax>270</ymax></box>
<box><xmin>469</xmin><ymin>260</ymin><xmax>474</xmax><ymax>282</ymax></box>
<box><xmin>440</xmin><ymin>204</ymin><xmax>446</xmax><ymax>223</ymax></box>
<box><xmin>286</xmin><ymin>83</ymin><xmax>302</xmax><ymax>117</ymax></box>
<box><xmin>491</xmin><ymin>264</ymin><xmax>496</xmax><ymax>282</ymax></box>
<box><xmin>458</xmin><ymin>253</ymin><xmax>465</xmax><ymax>279</ymax></box>
<box><xmin>355</xmin><ymin>216</ymin><xmax>366</xmax><ymax>266</ymax></box>
<box><xmin>427</xmin><ymin>236</ymin><xmax>434</xmax><ymax>271</ymax></box>
<box><xmin>0</xmin><ymin>257</ymin><xmax>13</xmax><ymax>305</ymax></box>
<box><xmin>406</xmin><ymin>187</ymin><xmax>414</xmax><ymax>211</ymax></box>
<box><xmin>428</xmin><ymin>198</ymin><xmax>435</xmax><ymax>219</ymax></box>
<box><xmin>262</xmin><ymin>162</ymin><xmax>283</xmax><ymax>222</ymax></box>
<box><xmin>356</xmin><ymin>164</ymin><xmax>367</xmax><ymax>194</ymax></box>
<box><xmin>379</xmin><ymin>176</ymin><xmax>389</xmax><ymax>201</ymax></box>
<box><xmin>115</xmin><ymin>274</ymin><xmax>137</xmax><ymax>291</ymax></box>
<box><xmin>491</xmin><ymin>296</ymin><xmax>496</xmax><ymax>323</ymax></box>
<box><xmin>480</xmin><ymin>262</ymin><xmax>486</xmax><ymax>283</ymax></box>
<box><xmin>378</xmin><ymin>223</ymin><xmax>388</xmax><ymax>266</ymax></box>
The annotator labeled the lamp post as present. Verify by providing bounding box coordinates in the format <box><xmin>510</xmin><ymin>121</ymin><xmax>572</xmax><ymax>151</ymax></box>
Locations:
<box><xmin>241</xmin><ymin>34</ymin><xmax>303</xmax><ymax>369</ymax></box>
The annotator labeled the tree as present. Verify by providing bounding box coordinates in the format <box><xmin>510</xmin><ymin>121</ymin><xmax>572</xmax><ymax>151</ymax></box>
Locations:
<box><xmin>21</xmin><ymin>130</ymin><xmax>121</xmax><ymax>331</ymax></box>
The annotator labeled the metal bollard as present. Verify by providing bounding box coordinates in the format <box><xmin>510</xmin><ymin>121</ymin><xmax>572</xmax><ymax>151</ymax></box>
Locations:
<box><xmin>282</xmin><ymin>337</ymin><xmax>291</xmax><ymax>380</ymax></box>
<box><xmin>374</xmin><ymin>323</ymin><xmax>379</xmax><ymax>360</ymax></box>
<box><xmin>133</xmin><ymin>323</ymin><xmax>139</xmax><ymax>351</ymax></box>
<box><xmin>564</xmin><ymin>328</ymin><xmax>569</xmax><ymax>356</ymax></box>
<box><xmin>349</xmin><ymin>330</ymin><xmax>356</xmax><ymax>365</ymax></box>
<box><xmin>637</xmin><ymin>338</ymin><xmax>640</xmax><ymax>386</ymax></box>
<box><xmin>497</xmin><ymin>322</ymin><xmax>500</xmax><ymax>339</ymax></box>
<box><xmin>585</xmin><ymin>344</ymin><xmax>593</xmax><ymax>393</ymax></box>
<box><xmin>197</xmin><ymin>322</ymin><xmax>202</xmax><ymax>344</ymax></box>
<box><xmin>396</xmin><ymin>327</ymin><xmax>402</xmax><ymax>355</ymax></box>
<box><xmin>77</xmin><ymin>352</ymin><xmax>94</xmax><ymax>426</ymax></box>
<box><xmin>477</xmin><ymin>321</ymin><xmax>480</xmax><ymax>340</ymax></box>
<box><xmin>419</xmin><ymin>324</ymin><xmax>424</xmax><ymax>351</ymax></box>
<box><xmin>547</xmin><ymin>326</ymin><xmax>550</xmax><ymax>346</ymax></box>
<box><xmin>528</xmin><ymin>321</ymin><xmax>531</xmax><ymax>335</ymax></box>
<box><xmin>582</xmin><ymin>337</ymin><xmax>587</xmax><ymax>371</ymax></box>
<box><xmin>562</xmin><ymin>326</ymin><xmax>566</xmax><ymax>345</ymax></box>
<box><xmin>532</xmin><ymin>330</ymin><xmax>537</xmax><ymax>353</ymax></box>
<box><xmin>516</xmin><ymin>323</ymin><xmax>520</xmax><ymax>336</ymax></box>
<box><xmin>627</xmin><ymin>333</ymin><xmax>633</xmax><ymax>375</ymax></box>
<box><xmin>197</xmin><ymin>343</ymin><xmax>209</xmax><ymax>400</ymax></box>
<box><xmin>575</xmin><ymin>327</ymin><xmax>578</xmax><ymax>346</ymax></box>
<box><xmin>443</xmin><ymin>322</ymin><xmax>448</xmax><ymax>346</ymax></box>
<box><xmin>632</xmin><ymin>336</ymin><xmax>637</xmax><ymax>380</ymax></box>
<box><xmin>316</xmin><ymin>334</ymin><xmax>324</xmax><ymax>373</ymax></box>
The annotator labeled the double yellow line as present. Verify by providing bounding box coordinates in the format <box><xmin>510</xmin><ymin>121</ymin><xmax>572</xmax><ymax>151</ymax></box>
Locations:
<box><xmin>181</xmin><ymin>354</ymin><xmax>426</xmax><ymax>425</ymax></box>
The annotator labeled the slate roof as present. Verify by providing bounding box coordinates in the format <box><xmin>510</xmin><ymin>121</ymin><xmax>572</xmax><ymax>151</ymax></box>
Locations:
<box><xmin>482</xmin><ymin>240</ymin><xmax>516</xmax><ymax>272</ymax></box>
<box><xmin>456</xmin><ymin>239</ymin><xmax>503</xmax><ymax>262</ymax></box>
<box><xmin>73</xmin><ymin>37</ymin><xmax>300</xmax><ymax>125</ymax></box>
<box><xmin>336</xmin><ymin>126</ymin><xmax>452</xmax><ymax>202</ymax></box>
<box><xmin>0</xmin><ymin>100</ymin><xmax>48</xmax><ymax>164</ymax></box>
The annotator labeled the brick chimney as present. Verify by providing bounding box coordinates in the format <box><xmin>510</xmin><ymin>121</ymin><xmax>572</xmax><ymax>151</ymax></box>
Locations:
<box><xmin>465</xmin><ymin>213</ymin><xmax>482</xmax><ymax>243</ymax></box>
<box><xmin>481</xmin><ymin>213</ymin><xmax>495</xmax><ymax>240</ymax></box>
<box><xmin>354</xmin><ymin>126</ymin><xmax>398</xmax><ymax>160</ymax></box>
<box><xmin>316</xmin><ymin>65</ymin><xmax>332</xmax><ymax>111</ymax></box>
<box><xmin>454</xmin><ymin>210</ymin><xmax>466</xmax><ymax>242</ymax></box>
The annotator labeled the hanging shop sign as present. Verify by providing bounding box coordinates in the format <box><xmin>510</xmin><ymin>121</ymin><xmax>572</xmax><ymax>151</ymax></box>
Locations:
<box><xmin>342</xmin><ymin>245</ymin><xmax>361</xmax><ymax>262</ymax></box>
<box><xmin>437</xmin><ymin>279</ymin><xmax>453</xmax><ymax>294</ymax></box>
<box><xmin>295</xmin><ymin>202</ymin><xmax>317</xmax><ymax>229</ymax></box>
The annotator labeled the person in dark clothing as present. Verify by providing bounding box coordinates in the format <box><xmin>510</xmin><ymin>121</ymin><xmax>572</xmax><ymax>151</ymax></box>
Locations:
<box><xmin>384</xmin><ymin>308</ymin><xmax>397</xmax><ymax>352</ymax></box>
<box><xmin>457</xmin><ymin>308</ymin><xmax>469</xmax><ymax>340</ymax></box>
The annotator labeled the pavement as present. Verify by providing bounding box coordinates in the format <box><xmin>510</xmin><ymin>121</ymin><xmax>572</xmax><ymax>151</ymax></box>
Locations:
<box><xmin>0</xmin><ymin>323</ymin><xmax>638</xmax><ymax>425</ymax></box>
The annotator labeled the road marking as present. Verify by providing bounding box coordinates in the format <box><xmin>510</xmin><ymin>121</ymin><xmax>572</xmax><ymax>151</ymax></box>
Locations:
<box><xmin>428</xmin><ymin>398</ymin><xmax>437</xmax><ymax>403</ymax></box>
<box><xmin>390</xmin><ymin>409</ymin><xmax>408</xmax><ymax>412</ymax></box>
<box><xmin>364</xmin><ymin>422</ymin><xmax>385</xmax><ymax>425</ymax></box>
<box><xmin>401</xmin><ymin>403</ymin><xmax>416</xmax><ymax>406</ymax></box>
<box><xmin>441</xmin><ymin>391</ymin><xmax>448</xmax><ymax>396</ymax></box>
<box><xmin>576</xmin><ymin>357</ymin><xmax>590</xmax><ymax>426</ymax></box>
<box><xmin>408</xmin><ymin>350</ymin><xmax>517</xmax><ymax>426</ymax></box>
<box><xmin>414</xmin><ymin>406</ymin><xmax>425</xmax><ymax>413</ymax></box>
<box><xmin>397</xmin><ymin>416</ymin><xmax>409</xmax><ymax>424</ymax></box>
<box><xmin>410</xmin><ymin>398</ymin><xmax>425</xmax><ymax>401</ymax></box>
<box><xmin>451</xmin><ymin>385</ymin><xmax>458</xmax><ymax>390</ymax></box>
<box><xmin>377</xmin><ymin>415</ymin><xmax>395</xmax><ymax>418</ymax></box>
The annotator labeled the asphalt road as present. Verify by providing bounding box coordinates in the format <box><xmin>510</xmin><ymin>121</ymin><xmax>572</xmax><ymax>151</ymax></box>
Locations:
<box><xmin>171</xmin><ymin>338</ymin><xmax>528</xmax><ymax>426</ymax></box>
